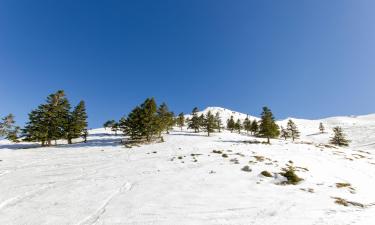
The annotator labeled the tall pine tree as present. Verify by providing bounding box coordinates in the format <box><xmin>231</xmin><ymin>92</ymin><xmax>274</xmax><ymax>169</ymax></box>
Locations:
<box><xmin>188</xmin><ymin>107</ymin><xmax>200</xmax><ymax>133</ymax></box>
<box><xmin>243</xmin><ymin>117</ymin><xmax>251</xmax><ymax>134</ymax></box>
<box><xmin>214</xmin><ymin>112</ymin><xmax>222</xmax><ymax>132</ymax></box>
<box><xmin>226</xmin><ymin>116</ymin><xmax>235</xmax><ymax>132</ymax></box>
<box><xmin>250</xmin><ymin>120</ymin><xmax>259</xmax><ymax>135</ymax></box>
<box><xmin>202</xmin><ymin>111</ymin><xmax>216</xmax><ymax>136</ymax></box>
<box><xmin>234</xmin><ymin>119</ymin><xmax>242</xmax><ymax>134</ymax></box>
<box><xmin>258</xmin><ymin>107</ymin><xmax>280</xmax><ymax>143</ymax></box>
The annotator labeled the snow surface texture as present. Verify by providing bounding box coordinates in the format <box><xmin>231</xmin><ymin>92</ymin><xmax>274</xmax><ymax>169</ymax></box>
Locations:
<box><xmin>1</xmin><ymin>107</ymin><xmax>375</xmax><ymax>225</ymax></box>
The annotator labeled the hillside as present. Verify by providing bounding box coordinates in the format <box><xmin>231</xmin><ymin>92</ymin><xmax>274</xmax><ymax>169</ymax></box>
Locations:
<box><xmin>0</xmin><ymin>109</ymin><xmax>375</xmax><ymax>224</ymax></box>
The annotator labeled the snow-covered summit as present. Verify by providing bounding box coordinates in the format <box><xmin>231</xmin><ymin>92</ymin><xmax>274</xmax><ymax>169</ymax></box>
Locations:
<box><xmin>185</xmin><ymin>106</ymin><xmax>259</xmax><ymax>122</ymax></box>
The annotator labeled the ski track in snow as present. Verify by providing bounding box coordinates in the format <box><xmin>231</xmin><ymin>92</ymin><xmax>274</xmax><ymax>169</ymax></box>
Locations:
<box><xmin>76</xmin><ymin>182</ymin><xmax>133</xmax><ymax>225</ymax></box>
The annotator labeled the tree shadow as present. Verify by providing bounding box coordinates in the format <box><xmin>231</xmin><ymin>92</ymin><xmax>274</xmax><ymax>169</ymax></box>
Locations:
<box><xmin>0</xmin><ymin>143</ymin><xmax>41</xmax><ymax>150</ymax></box>
<box><xmin>168</xmin><ymin>132</ymin><xmax>206</xmax><ymax>137</ymax></box>
<box><xmin>57</xmin><ymin>137</ymin><xmax>124</xmax><ymax>149</ymax></box>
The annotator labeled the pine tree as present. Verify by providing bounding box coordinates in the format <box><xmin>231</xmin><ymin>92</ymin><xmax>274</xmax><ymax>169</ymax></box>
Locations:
<box><xmin>66</xmin><ymin>101</ymin><xmax>88</xmax><ymax>144</ymax></box>
<box><xmin>157</xmin><ymin>103</ymin><xmax>174</xmax><ymax>135</ymax></box>
<box><xmin>286</xmin><ymin>119</ymin><xmax>300</xmax><ymax>141</ymax></box>
<box><xmin>121</xmin><ymin>98</ymin><xmax>160</xmax><ymax>142</ymax></box>
<box><xmin>319</xmin><ymin>122</ymin><xmax>325</xmax><ymax>134</ymax></box>
<box><xmin>258</xmin><ymin>107</ymin><xmax>280</xmax><ymax>143</ymax></box>
<box><xmin>280</xmin><ymin>126</ymin><xmax>289</xmax><ymax>140</ymax></box>
<box><xmin>23</xmin><ymin>90</ymin><xmax>71</xmax><ymax>146</ymax></box>
<box><xmin>104</xmin><ymin>120</ymin><xmax>116</xmax><ymax>130</ymax></box>
<box><xmin>202</xmin><ymin>111</ymin><xmax>216</xmax><ymax>136</ymax></box>
<box><xmin>226</xmin><ymin>116</ymin><xmax>235</xmax><ymax>132</ymax></box>
<box><xmin>198</xmin><ymin>114</ymin><xmax>205</xmax><ymax>129</ymax></box>
<box><xmin>234</xmin><ymin>119</ymin><xmax>242</xmax><ymax>134</ymax></box>
<box><xmin>243</xmin><ymin>117</ymin><xmax>251</xmax><ymax>134</ymax></box>
<box><xmin>250</xmin><ymin>120</ymin><xmax>259</xmax><ymax>135</ymax></box>
<box><xmin>214</xmin><ymin>112</ymin><xmax>222</xmax><ymax>132</ymax></box>
<box><xmin>0</xmin><ymin>114</ymin><xmax>20</xmax><ymax>142</ymax></box>
<box><xmin>188</xmin><ymin>107</ymin><xmax>200</xmax><ymax>133</ymax></box>
<box><xmin>177</xmin><ymin>113</ymin><xmax>185</xmax><ymax>131</ymax></box>
<box><xmin>111</xmin><ymin>122</ymin><xmax>119</xmax><ymax>136</ymax></box>
<box><xmin>330</xmin><ymin>126</ymin><xmax>350</xmax><ymax>146</ymax></box>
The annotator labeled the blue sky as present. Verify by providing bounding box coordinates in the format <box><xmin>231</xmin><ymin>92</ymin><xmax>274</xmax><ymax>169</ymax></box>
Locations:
<box><xmin>1</xmin><ymin>0</ymin><xmax>375</xmax><ymax>128</ymax></box>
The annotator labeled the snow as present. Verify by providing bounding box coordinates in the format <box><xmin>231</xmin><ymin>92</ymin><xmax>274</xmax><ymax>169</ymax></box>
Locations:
<box><xmin>1</xmin><ymin>109</ymin><xmax>375</xmax><ymax>224</ymax></box>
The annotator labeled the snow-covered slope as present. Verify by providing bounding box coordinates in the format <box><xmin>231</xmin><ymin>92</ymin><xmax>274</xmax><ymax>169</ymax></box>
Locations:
<box><xmin>0</xmin><ymin>108</ymin><xmax>375</xmax><ymax>225</ymax></box>
<box><xmin>185</xmin><ymin>106</ymin><xmax>259</xmax><ymax>122</ymax></box>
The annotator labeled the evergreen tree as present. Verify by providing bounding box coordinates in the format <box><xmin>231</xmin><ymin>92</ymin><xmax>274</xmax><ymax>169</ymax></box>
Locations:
<box><xmin>157</xmin><ymin>103</ymin><xmax>174</xmax><ymax>135</ymax></box>
<box><xmin>319</xmin><ymin>122</ymin><xmax>325</xmax><ymax>134</ymax></box>
<box><xmin>258</xmin><ymin>107</ymin><xmax>280</xmax><ymax>143</ymax></box>
<box><xmin>111</xmin><ymin>122</ymin><xmax>119</xmax><ymax>136</ymax></box>
<box><xmin>226</xmin><ymin>116</ymin><xmax>235</xmax><ymax>132</ymax></box>
<box><xmin>188</xmin><ymin>107</ymin><xmax>200</xmax><ymax>133</ymax></box>
<box><xmin>214</xmin><ymin>112</ymin><xmax>222</xmax><ymax>132</ymax></box>
<box><xmin>177</xmin><ymin>113</ymin><xmax>185</xmax><ymax>131</ymax></box>
<box><xmin>23</xmin><ymin>90</ymin><xmax>71</xmax><ymax>146</ymax></box>
<box><xmin>198</xmin><ymin>114</ymin><xmax>205</xmax><ymax>129</ymax></box>
<box><xmin>104</xmin><ymin>120</ymin><xmax>116</xmax><ymax>130</ymax></box>
<box><xmin>234</xmin><ymin>119</ymin><xmax>242</xmax><ymax>134</ymax></box>
<box><xmin>0</xmin><ymin>114</ymin><xmax>20</xmax><ymax>142</ymax></box>
<box><xmin>243</xmin><ymin>117</ymin><xmax>251</xmax><ymax>134</ymax></box>
<box><xmin>250</xmin><ymin>120</ymin><xmax>259</xmax><ymax>135</ymax></box>
<box><xmin>280</xmin><ymin>126</ymin><xmax>289</xmax><ymax>140</ymax></box>
<box><xmin>121</xmin><ymin>98</ymin><xmax>160</xmax><ymax>142</ymax></box>
<box><xmin>66</xmin><ymin>101</ymin><xmax>88</xmax><ymax>144</ymax></box>
<box><xmin>330</xmin><ymin>126</ymin><xmax>350</xmax><ymax>146</ymax></box>
<box><xmin>286</xmin><ymin>119</ymin><xmax>300</xmax><ymax>141</ymax></box>
<box><xmin>202</xmin><ymin>111</ymin><xmax>216</xmax><ymax>136</ymax></box>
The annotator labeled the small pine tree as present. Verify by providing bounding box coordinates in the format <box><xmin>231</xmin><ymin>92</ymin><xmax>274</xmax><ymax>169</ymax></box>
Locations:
<box><xmin>330</xmin><ymin>126</ymin><xmax>349</xmax><ymax>146</ymax></box>
<box><xmin>286</xmin><ymin>119</ymin><xmax>300</xmax><ymax>141</ymax></box>
<box><xmin>0</xmin><ymin>114</ymin><xmax>20</xmax><ymax>142</ymax></box>
<box><xmin>250</xmin><ymin>119</ymin><xmax>258</xmax><ymax>135</ymax></box>
<box><xmin>214</xmin><ymin>112</ymin><xmax>222</xmax><ymax>132</ymax></box>
<box><xmin>319</xmin><ymin>122</ymin><xmax>325</xmax><ymax>134</ymax></box>
<box><xmin>234</xmin><ymin>119</ymin><xmax>242</xmax><ymax>134</ymax></box>
<box><xmin>258</xmin><ymin>107</ymin><xmax>280</xmax><ymax>143</ymax></box>
<box><xmin>226</xmin><ymin>116</ymin><xmax>235</xmax><ymax>133</ymax></box>
<box><xmin>104</xmin><ymin>120</ymin><xmax>116</xmax><ymax>130</ymax></box>
<box><xmin>202</xmin><ymin>111</ymin><xmax>216</xmax><ymax>136</ymax></box>
<box><xmin>280</xmin><ymin>126</ymin><xmax>289</xmax><ymax>140</ymax></box>
<box><xmin>243</xmin><ymin>117</ymin><xmax>251</xmax><ymax>134</ymax></box>
<box><xmin>177</xmin><ymin>113</ymin><xmax>185</xmax><ymax>131</ymax></box>
<box><xmin>188</xmin><ymin>107</ymin><xmax>200</xmax><ymax>133</ymax></box>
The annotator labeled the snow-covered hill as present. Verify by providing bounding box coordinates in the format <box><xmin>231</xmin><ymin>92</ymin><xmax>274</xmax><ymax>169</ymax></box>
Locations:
<box><xmin>1</xmin><ymin>108</ymin><xmax>375</xmax><ymax>224</ymax></box>
<box><xmin>185</xmin><ymin>106</ymin><xmax>259</xmax><ymax>122</ymax></box>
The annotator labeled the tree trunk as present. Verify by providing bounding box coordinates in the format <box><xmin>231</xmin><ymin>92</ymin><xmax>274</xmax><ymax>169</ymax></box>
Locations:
<box><xmin>68</xmin><ymin>138</ymin><xmax>72</xmax><ymax>144</ymax></box>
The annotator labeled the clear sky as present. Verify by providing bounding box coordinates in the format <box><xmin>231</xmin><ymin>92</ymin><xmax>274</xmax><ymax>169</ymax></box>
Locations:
<box><xmin>1</xmin><ymin>0</ymin><xmax>375</xmax><ymax>128</ymax></box>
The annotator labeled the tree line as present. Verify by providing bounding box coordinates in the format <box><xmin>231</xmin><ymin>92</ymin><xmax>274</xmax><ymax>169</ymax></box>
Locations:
<box><xmin>1</xmin><ymin>94</ymin><xmax>349</xmax><ymax>147</ymax></box>
<box><xmin>0</xmin><ymin>90</ymin><xmax>88</xmax><ymax>146</ymax></box>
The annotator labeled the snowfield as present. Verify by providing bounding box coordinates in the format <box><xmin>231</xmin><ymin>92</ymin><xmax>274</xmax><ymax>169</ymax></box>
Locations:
<box><xmin>1</xmin><ymin>108</ymin><xmax>375</xmax><ymax>225</ymax></box>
